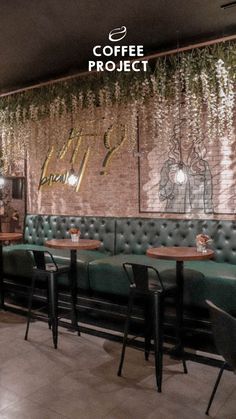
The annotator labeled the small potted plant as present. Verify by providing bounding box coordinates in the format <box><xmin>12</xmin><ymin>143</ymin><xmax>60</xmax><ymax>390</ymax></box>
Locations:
<box><xmin>196</xmin><ymin>234</ymin><xmax>211</xmax><ymax>253</ymax></box>
<box><xmin>69</xmin><ymin>228</ymin><xmax>80</xmax><ymax>242</ymax></box>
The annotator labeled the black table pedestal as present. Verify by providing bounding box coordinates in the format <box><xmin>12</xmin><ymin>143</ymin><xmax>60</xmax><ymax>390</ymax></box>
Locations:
<box><xmin>70</xmin><ymin>249</ymin><xmax>80</xmax><ymax>334</ymax></box>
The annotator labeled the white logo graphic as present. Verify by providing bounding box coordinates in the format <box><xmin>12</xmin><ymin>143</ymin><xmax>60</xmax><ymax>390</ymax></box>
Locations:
<box><xmin>108</xmin><ymin>26</ymin><xmax>127</xmax><ymax>42</ymax></box>
<box><xmin>88</xmin><ymin>27</ymin><xmax>148</xmax><ymax>72</ymax></box>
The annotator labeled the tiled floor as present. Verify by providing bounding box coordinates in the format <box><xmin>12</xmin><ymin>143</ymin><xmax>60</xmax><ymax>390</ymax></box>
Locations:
<box><xmin>0</xmin><ymin>311</ymin><xmax>235</xmax><ymax>419</ymax></box>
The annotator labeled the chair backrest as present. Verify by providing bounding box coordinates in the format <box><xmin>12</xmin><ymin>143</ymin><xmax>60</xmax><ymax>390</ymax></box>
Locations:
<box><xmin>206</xmin><ymin>300</ymin><xmax>236</xmax><ymax>372</ymax></box>
<box><xmin>32</xmin><ymin>250</ymin><xmax>58</xmax><ymax>272</ymax></box>
<box><xmin>123</xmin><ymin>263</ymin><xmax>164</xmax><ymax>293</ymax></box>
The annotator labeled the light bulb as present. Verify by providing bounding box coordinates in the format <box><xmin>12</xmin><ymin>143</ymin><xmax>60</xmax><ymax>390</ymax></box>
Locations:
<box><xmin>174</xmin><ymin>166</ymin><xmax>187</xmax><ymax>185</ymax></box>
<box><xmin>67</xmin><ymin>173</ymin><xmax>78</xmax><ymax>186</ymax></box>
<box><xmin>0</xmin><ymin>175</ymin><xmax>5</xmax><ymax>188</ymax></box>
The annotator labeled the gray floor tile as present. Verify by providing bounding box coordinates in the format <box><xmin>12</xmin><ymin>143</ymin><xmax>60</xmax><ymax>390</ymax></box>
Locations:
<box><xmin>0</xmin><ymin>399</ymin><xmax>68</xmax><ymax>419</ymax></box>
<box><xmin>0</xmin><ymin>312</ymin><xmax>235</xmax><ymax>419</ymax></box>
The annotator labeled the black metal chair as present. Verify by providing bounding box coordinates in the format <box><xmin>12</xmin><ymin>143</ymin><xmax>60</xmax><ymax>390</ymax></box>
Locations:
<box><xmin>25</xmin><ymin>250</ymin><xmax>79</xmax><ymax>349</ymax></box>
<box><xmin>117</xmin><ymin>262</ymin><xmax>187</xmax><ymax>392</ymax></box>
<box><xmin>205</xmin><ymin>300</ymin><xmax>236</xmax><ymax>415</ymax></box>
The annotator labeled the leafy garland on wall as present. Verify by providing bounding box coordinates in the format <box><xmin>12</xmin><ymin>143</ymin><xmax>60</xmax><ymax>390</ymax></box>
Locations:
<box><xmin>0</xmin><ymin>40</ymin><xmax>235</xmax><ymax>172</ymax></box>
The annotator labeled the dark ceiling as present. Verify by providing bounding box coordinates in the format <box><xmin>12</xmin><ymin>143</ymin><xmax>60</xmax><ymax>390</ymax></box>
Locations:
<box><xmin>0</xmin><ymin>0</ymin><xmax>236</xmax><ymax>94</ymax></box>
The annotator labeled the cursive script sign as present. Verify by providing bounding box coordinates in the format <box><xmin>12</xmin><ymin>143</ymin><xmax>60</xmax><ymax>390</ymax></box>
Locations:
<box><xmin>38</xmin><ymin>123</ymin><xmax>127</xmax><ymax>191</ymax></box>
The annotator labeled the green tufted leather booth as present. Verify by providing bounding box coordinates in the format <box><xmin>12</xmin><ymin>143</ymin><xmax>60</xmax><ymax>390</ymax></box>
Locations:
<box><xmin>89</xmin><ymin>218</ymin><xmax>236</xmax><ymax>313</ymax></box>
<box><xmin>3</xmin><ymin>215</ymin><xmax>236</xmax><ymax>313</ymax></box>
<box><xmin>4</xmin><ymin>215</ymin><xmax>115</xmax><ymax>290</ymax></box>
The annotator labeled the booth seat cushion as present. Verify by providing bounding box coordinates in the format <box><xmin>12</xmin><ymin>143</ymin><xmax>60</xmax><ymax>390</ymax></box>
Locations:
<box><xmin>3</xmin><ymin>244</ymin><xmax>47</xmax><ymax>278</ymax></box>
<box><xmin>184</xmin><ymin>260</ymin><xmax>236</xmax><ymax>312</ymax></box>
<box><xmin>88</xmin><ymin>254</ymin><xmax>204</xmax><ymax>298</ymax></box>
<box><xmin>51</xmin><ymin>249</ymin><xmax>105</xmax><ymax>290</ymax></box>
<box><xmin>89</xmin><ymin>255</ymin><xmax>236</xmax><ymax>311</ymax></box>
<box><xmin>3</xmin><ymin>244</ymin><xmax>104</xmax><ymax>290</ymax></box>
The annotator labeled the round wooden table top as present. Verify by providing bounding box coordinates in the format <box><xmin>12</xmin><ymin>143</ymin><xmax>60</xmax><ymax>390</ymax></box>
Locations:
<box><xmin>0</xmin><ymin>232</ymin><xmax>23</xmax><ymax>242</ymax></box>
<box><xmin>45</xmin><ymin>238</ymin><xmax>101</xmax><ymax>251</ymax></box>
<box><xmin>146</xmin><ymin>246</ymin><xmax>214</xmax><ymax>261</ymax></box>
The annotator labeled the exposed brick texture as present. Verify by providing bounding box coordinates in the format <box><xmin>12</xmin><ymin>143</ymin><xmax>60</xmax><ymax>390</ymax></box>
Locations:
<box><xmin>25</xmin><ymin>102</ymin><xmax>236</xmax><ymax>220</ymax></box>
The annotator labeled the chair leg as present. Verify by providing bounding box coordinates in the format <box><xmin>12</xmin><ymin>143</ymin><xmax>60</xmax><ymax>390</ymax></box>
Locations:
<box><xmin>117</xmin><ymin>293</ymin><xmax>134</xmax><ymax>377</ymax></box>
<box><xmin>205</xmin><ymin>362</ymin><xmax>226</xmax><ymax>416</ymax></box>
<box><xmin>144</xmin><ymin>295</ymin><xmax>153</xmax><ymax>361</ymax></box>
<box><xmin>0</xmin><ymin>282</ymin><xmax>5</xmax><ymax>310</ymax></box>
<box><xmin>175</xmin><ymin>283</ymin><xmax>188</xmax><ymax>374</ymax></box>
<box><xmin>24</xmin><ymin>275</ymin><xmax>36</xmax><ymax>341</ymax></box>
<box><xmin>69</xmin><ymin>258</ymin><xmax>80</xmax><ymax>336</ymax></box>
<box><xmin>48</xmin><ymin>272</ymin><xmax>58</xmax><ymax>349</ymax></box>
<box><xmin>182</xmin><ymin>356</ymin><xmax>188</xmax><ymax>374</ymax></box>
<box><xmin>46</xmin><ymin>281</ymin><xmax>52</xmax><ymax>330</ymax></box>
<box><xmin>153</xmin><ymin>292</ymin><xmax>164</xmax><ymax>393</ymax></box>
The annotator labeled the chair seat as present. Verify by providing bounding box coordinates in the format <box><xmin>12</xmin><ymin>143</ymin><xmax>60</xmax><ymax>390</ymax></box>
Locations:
<box><xmin>148</xmin><ymin>278</ymin><xmax>177</xmax><ymax>293</ymax></box>
<box><xmin>48</xmin><ymin>264</ymin><xmax>70</xmax><ymax>273</ymax></box>
<box><xmin>45</xmin><ymin>263</ymin><xmax>57</xmax><ymax>272</ymax></box>
<box><xmin>33</xmin><ymin>264</ymin><xmax>70</xmax><ymax>274</ymax></box>
<box><xmin>148</xmin><ymin>268</ymin><xmax>204</xmax><ymax>294</ymax></box>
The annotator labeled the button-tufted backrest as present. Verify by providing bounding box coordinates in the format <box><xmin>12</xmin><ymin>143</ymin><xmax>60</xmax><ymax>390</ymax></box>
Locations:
<box><xmin>200</xmin><ymin>219</ymin><xmax>236</xmax><ymax>264</ymax></box>
<box><xmin>24</xmin><ymin>215</ymin><xmax>236</xmax><ymax>264</ymax></box>
<box><xmin>115</xmin><ymin>218</ymin><xmax>197</xmax><ymax>255</ymax></box>
<box><xmin>24</xmin><ymin>215</ymin><xmax>115</xmax><ymax>254</ymax></box>
<box><xmin>115</xmin><ymin>218</ymin><xmax>236</xmax><ymax>264</ymax></box>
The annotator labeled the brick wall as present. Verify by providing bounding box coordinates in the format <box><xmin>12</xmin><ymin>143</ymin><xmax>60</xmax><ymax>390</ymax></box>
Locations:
<box><xmin>27</xmin><ymin>101</ymin><xmax>236</xmax><ymax>220</ymax></box>
<box><xmin>28</xmin><ymin>107</ymin><xmax>140</xmax><ymax>217</ymax></box>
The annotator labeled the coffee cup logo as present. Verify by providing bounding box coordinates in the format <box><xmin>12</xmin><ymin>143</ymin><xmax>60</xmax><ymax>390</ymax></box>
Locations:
<box><xmin>88</xmin><ymin>26</ymin><xmax>148</xmax><ymax>72</ymax></box>
<box><xmin>108</xmin><ymin>26</ymin><xmax>127</xmax><ymax>42</ymax></box>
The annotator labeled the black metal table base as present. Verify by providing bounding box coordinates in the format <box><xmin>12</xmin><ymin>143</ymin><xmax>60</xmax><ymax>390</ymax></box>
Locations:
<box><xmin>70</xmin><ymin>249</ymin><xmax>80</xmax><ymax>334</ymax></box>
<box><xmin>173</xmin><ymin>260</ymin><xmax>187</xmax><ymax>373</ymax></box>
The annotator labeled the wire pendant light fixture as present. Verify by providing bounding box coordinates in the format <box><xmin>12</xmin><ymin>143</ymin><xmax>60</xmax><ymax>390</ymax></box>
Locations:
<box><xmin>174</xmin><ymin>32</ymin><xmax>187</xmax><ymax>186</ymax></box>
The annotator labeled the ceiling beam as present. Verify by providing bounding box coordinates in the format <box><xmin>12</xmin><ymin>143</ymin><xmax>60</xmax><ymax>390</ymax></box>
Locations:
<box><xmin>1</xmin><ymin>33</ymin><xmax>236</xmax><ymax>99</ymax></box>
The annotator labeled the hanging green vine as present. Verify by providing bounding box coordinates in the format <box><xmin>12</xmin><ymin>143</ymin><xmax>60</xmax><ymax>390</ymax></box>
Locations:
<box><xmin>0</xmin><ymin>40</ymin><xmax>234</xmax><ymax>125</ymax></box>
<box><xmin>0</xmin><ymin>40</ymin><xmax>235</xmax><ymax>174</ymax></box>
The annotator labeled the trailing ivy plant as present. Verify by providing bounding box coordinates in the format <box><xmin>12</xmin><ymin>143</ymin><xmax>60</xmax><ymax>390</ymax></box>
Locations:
<box><xmin>0</xmin><ymin>40</ymin><xmax>235</xmax><ymax>172</ymax></box>
<box><xmin>0</xmin><ymin>41</ymin><xmax>235</xmax><ymax>123</ymax></box>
